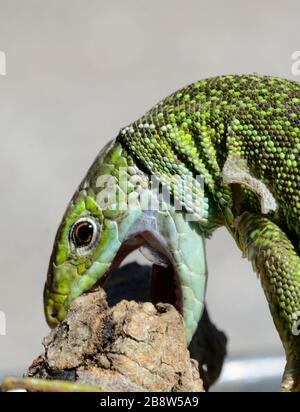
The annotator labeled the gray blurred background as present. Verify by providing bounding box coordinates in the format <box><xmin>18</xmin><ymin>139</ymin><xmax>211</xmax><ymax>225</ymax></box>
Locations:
<box><xmin>0</xmin><ymin>0</ymin><xmax>299</xmax><ymax>390</ymax></box>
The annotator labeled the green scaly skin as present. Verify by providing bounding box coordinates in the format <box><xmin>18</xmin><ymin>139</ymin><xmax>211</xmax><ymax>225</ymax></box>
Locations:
<box><xmin>38</xmin><ymin>74</ymin><xmax>300</xmax><ymax>391</ymax></box>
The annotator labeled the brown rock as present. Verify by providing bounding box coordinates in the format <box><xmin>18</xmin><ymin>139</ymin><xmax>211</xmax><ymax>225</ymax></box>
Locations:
<box><xmin>27</xmin><ymin>288</ymin><xmax>204</xmax><ymax>392</ymax></box>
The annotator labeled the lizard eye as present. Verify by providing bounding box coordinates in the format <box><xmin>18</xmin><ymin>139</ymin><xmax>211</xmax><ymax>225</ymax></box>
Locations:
<box><xmin>70</xmin><ymin>217</ymin><xmax>100</xmax><ymax>254</ymax></box>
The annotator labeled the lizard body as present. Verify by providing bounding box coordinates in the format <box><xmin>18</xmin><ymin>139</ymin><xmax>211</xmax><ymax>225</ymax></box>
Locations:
<box><xmin>44</xmin><ymin>74</ymin><xmax>300</xmax><ymax>391</ymax></box>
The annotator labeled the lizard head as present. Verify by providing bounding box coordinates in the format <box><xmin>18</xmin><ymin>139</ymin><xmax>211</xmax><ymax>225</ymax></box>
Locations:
<box><xmin>44</xmin><ymin>140</ymin><xmax>143</xmax><ymax>327</ymax></box>
<box><xmin>44</xmin><ymin>139</ymin><xmax>207</xmax><ymax>344</ymax></box>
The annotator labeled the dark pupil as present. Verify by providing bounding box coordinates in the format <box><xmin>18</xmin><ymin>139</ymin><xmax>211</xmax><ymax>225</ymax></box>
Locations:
<box><xmin>74</xmin><ymin>222</ymin><xmax>94</xmax><ymax>246</ymax></box>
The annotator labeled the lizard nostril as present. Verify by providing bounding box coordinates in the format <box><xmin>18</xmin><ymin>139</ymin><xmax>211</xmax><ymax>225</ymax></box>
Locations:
<box><xmin>50</xmin><ymin>309</ymin><xmax>57</xmax><ymax>318</ymax></box>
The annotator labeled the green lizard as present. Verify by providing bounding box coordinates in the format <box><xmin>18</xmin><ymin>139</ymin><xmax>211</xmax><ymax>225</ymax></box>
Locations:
<box><xmin>7</xmin><ymin>74</ymin><xmax>300</xmax><ymax>392</ymax></box>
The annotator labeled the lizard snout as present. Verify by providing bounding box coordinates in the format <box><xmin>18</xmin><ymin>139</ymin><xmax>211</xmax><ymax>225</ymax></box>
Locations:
<box><xmin>43</xmin><ymin>286</ymin><xmax>67</xmax><ymax>328</ymax></box>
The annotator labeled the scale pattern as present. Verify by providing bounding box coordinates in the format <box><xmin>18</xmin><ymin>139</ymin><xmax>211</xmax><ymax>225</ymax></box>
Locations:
<box><xmin>119</xmin><ymin>74</ymin><xmax>300</xmax><ymax>237</ymax></box>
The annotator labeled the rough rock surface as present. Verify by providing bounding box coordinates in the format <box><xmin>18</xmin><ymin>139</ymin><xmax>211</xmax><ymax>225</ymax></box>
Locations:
<box><xmin>103</xmin><ymin>263</ymin><xmax>227</xmax><ymax>389</ymax></box>
<box><xmin>27</xmin><ymin>288</ymin><xmax>204</xmax><ymax>392</ymax></box>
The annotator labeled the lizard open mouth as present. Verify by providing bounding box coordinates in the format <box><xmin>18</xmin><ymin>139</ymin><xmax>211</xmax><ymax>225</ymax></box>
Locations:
<box><xmin>99</xmin><ymin>231</ymin><xmax>184</xmax><ymax>316</ymax></box>
<box><xmin>45</xmin><ymin>231</ymin><xmax>184</xmax><ymax>330</ymax></box>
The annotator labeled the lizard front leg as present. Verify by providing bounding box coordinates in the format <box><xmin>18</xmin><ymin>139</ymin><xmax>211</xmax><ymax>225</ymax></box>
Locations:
<box><xmin>233</xmin><ymin>212</ymin><xmax>300</xmax><ymax>392</ymax></box>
